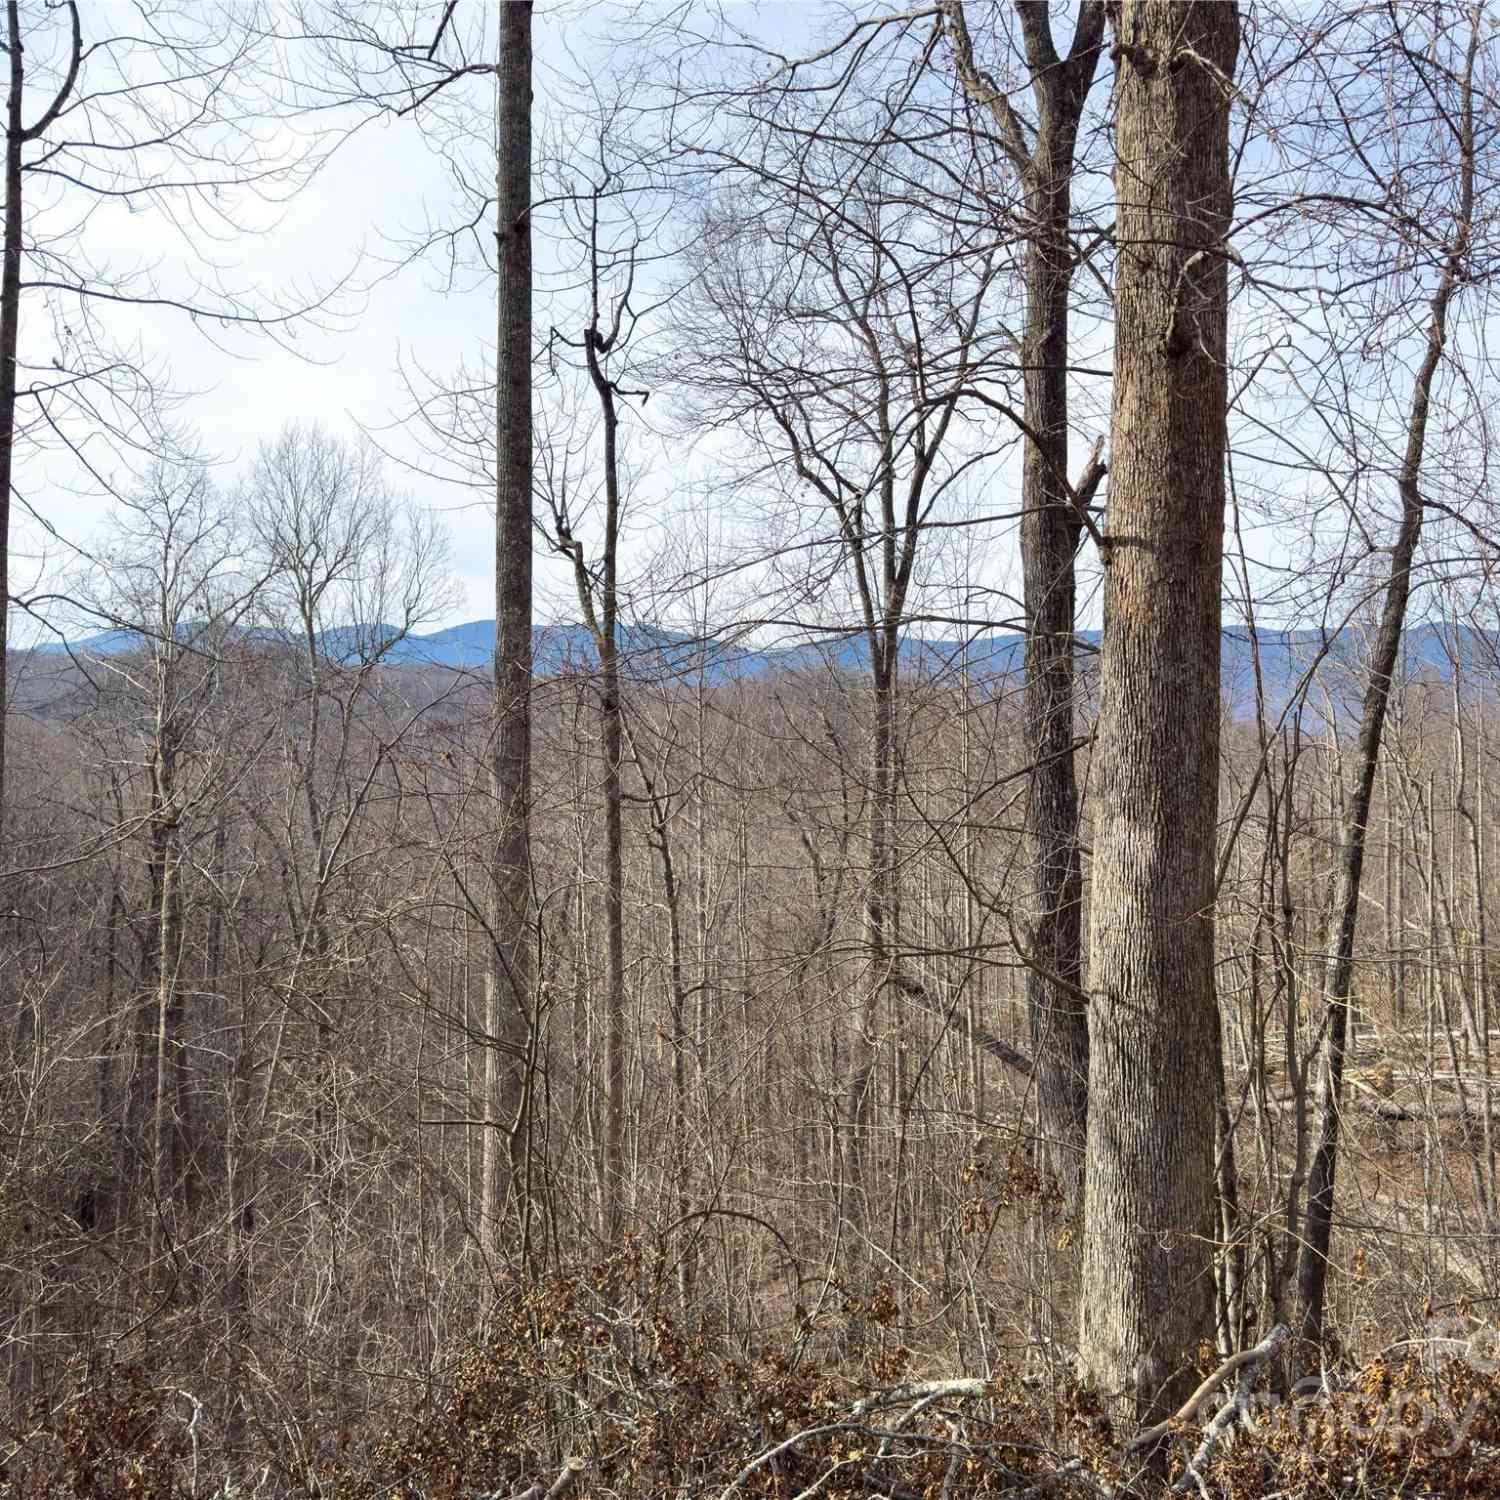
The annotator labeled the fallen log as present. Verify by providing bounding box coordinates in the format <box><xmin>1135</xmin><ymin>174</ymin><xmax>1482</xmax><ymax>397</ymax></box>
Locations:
<box><xmin>1258</xmin><ymin>1092</ymin><xmax>1500</xmax><ymax>1122</ymax></box>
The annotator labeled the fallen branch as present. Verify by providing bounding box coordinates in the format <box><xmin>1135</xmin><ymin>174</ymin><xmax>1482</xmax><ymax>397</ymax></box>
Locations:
<box><xmin>1173</xmin><ymin>1362</ymin><xmax>1262</xmax><ymax>1498</ymax></box>
<box><xmin>1125</xmin><ymin>1323</ymin><xmax>1288</xmax><ymax>1457</ymax></box>
<box><xmin>1158</xmin><ymin>1326</ymin><xmax>1288</xmax><ymax>1495</ymax></box>
<box><xmin>723</xmin><ymin>1327</ymin><xmax>1291</xmax><ymax>1500</ymax></box>
<box><xmin>1259</xmin><ymin>1093</ymin><xmax>1500</xmax><ymax>1122</ymax></box>
<box><xmin>893</xmin><ymin>970</ymin><xmax>1034</xmax><ymax>1076</ymax></box>
<box><xmin>508</xmin><ymin>1457</ymin><xmax>586</xmax><ymax>1500</ymax></box>
<box><xmin>720</xmin><ymin>1423</ymin><xmax>885</xmax><ymax>1499</ymax></box>
<box><xmin>850</xmin><ymin>1377</ymin><xmax>992</xmax><ymax>1417</ymax></box>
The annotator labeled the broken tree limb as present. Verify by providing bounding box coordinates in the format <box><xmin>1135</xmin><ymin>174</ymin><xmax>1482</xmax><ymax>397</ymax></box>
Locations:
<box><xmin>1259</xmin><ymin>1092</ymin><xmax>1500</xmax><ymax>1122</ymax></box>
<box><xmin>850</xmin><ymin>1377</ymin><xmax>993</xmax><ymax>1417</ymax></box>
<box><xmin>893</xmin><ymin>970</ymin><xmax>1034</xmax><ymax>1076</ymax></box>
<box><xmin>722</xmin><ymin>1326</ymin><xmax>1290</xmax><ymax>1500</ymax></box>
<box><xmin>1124</xmin><ymin>1323</ymin><xmax>1288</xmax><ymax>1458</ymax></box>
<box><xmin>509</xmin><ymin>1457</ymin><xmax>586</xmax><ymax>1500</ymax></box>
<box><xmin>1173</xmin><ymin>1362</ymin><xmax>1260</xmax><ymax>1498</ymax></box>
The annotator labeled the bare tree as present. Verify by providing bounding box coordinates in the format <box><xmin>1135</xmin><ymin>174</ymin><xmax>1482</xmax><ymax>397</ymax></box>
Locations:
<box><xmin>540</xmin><ymin>189</ymin><xmax>649</xmax><ymax>1234</ymax></box>
<box><xmin>78</xmin><ymin>460</ymin><xmax>267</xmax><ymax>1267</ymax></box>
<box><xmin>3</xmin><ymin>1</ymin><xmax>332</xmax><ymax>846</ymax></box>
<box><xmin>941</xmin><ymin>0</ymin><xmax>1107</xmax><ymax>1209</ymax></box>
<box><xmin>485</xmin><ymin>0</ymin><xmax>534</xmax><ymax>1256</ymax></box>
<box><xmin>673</xmin><ymin>57</ymin><xmax>1020</xmax><ymax>1250</ymax></box>
<box><xmin>244</xmin><ymin>421</ymin><xmax>452</xmax><ymax>1274</ymax></box>
<box><xmin>1293</xmin><ymin>1</ymin><xmax>1485</xmax><ymax>1349</ymax></box>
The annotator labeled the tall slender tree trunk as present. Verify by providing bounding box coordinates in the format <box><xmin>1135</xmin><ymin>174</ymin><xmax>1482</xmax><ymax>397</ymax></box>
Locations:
<box><xmin>483</xmin><ymin>0</ymin><xmax>535</xmax><ymax>1254</ymax></box>
<box><xmin>1080</xmin><ymin>0</ymin><xmax>1239</xmax><ymax>1424</ymax></box>
<box><xmin>693</xmin><ymin>663</ymin><xmax>715</xmax><ymax>1091</ymax></box>
<box><xmin>1295</xmin><ymin>17</ymin><xmax>1477</xmax><ymax>1344</ymax></box>
<box><xmin>149</xmin><ymin>797</ymin><xmax>182</xmax><ymax>1266</ymax></box>
<box><xmin>223</xmin><ymin>973</ymin><xmax>255</xmax><ymax>1452</ymax></box>
<box><xmin>0</xmin><ymin>0</ymin><xmax>76</xmax><ymax>849</ymax></box>
<box><xmin>943</xmin><ymin>0</ymin><xmax>1105</xmax><ymax>1210</ymax></box>
<box><xmin>599</xmin><ymin>640</ymin><xmax>624</xmax><ymax>1233</ymax></box>
<box><xmin>546</xmin><ymin>240</ymin><xmax>638</xmax><ymax>1236</ymax></box>
<box><xmin>0</xmin><ymin>4</ymin><xmax>22</xmax><ymax>849</ymax></box>
<box><xmin>1018</xmin><ymin>219</ymin><xmax>1092</xmax><ymax>1213</ymax></box>
<box><xmin>578</xmin><ymin>296</ymin><xmax>627</xmax><ymax>1239</ymax></box>
<box><xmin>622</xmin><ymin>714</ymin><xmax>696</xmax><ymax>1312</ymax></box>
<box><xmin>850</xmin><ymin>649</ymin><xmax>899</xmax><ymax>1227</ymax></box>
<box><xmin>1012</xmin><ymin>7</ymin><xmax>1104</xmax><ymax>1213</ymax></box>
<box><xmin>1474</xmin><ymin>714</ymin><xmax>1495</xmax><ymax>1211</ymax></box>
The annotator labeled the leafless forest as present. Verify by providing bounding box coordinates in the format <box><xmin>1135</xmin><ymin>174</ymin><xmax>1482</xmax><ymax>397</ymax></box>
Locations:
<box><xmin>6</xmin><ymin>1</ymin><xmax>1500</xmax><ymax>1496</ymax></box>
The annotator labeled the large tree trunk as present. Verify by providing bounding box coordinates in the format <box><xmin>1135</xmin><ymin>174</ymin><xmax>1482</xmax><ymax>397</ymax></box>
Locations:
<box><xmin>1080</xmin><ymin>0</ymin><xmax>1238</xmax><ymax>1425</ymax></box>
<box><xmin>1295</xmin><ymin>14</ymin><xmax>1477</xmax><ymax>1348</ymax></box>
<box><xmin>482</xmin><ymin>0</ymin><xmax>534</xmax><ymax>1255</ymax></box>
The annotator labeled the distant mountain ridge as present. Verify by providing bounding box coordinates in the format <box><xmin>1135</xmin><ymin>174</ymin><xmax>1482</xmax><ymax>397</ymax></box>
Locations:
<box><xmin>31</xmin><ymin>618</ymin><xmax>1500</xmax><ymax>710</ymax></box>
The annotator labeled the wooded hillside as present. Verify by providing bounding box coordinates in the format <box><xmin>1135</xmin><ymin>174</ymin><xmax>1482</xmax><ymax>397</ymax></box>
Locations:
<box><xmin>5</xmin><ymin>2</ymin><xmax>1500</xmax><ymax>1495</ymax></box>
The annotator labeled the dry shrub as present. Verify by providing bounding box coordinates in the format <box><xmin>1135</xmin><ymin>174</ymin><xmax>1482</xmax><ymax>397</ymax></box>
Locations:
<box><xmin>0</xmin><ymin>1361</ymin><xmax>191</xmax><ymax>1500</ymax></box>
<box><xmin>8</xmin><ymin>1256</ymin><xmax>1500</xmax><ymax>1499</ymax></box>
<box><xmin>312</xmin><ymin>1242</ymin><xmax>1099</xmax><ymax>1500</ymax></box>
<box><xmin>1202</xmin><ymin>1349</ymin><xmax>1500</xmax><ymax>1500</ymax></box>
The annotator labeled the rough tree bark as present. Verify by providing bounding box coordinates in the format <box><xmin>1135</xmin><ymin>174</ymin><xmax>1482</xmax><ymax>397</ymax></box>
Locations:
<box><xmin>482</xmin><ymin>0</ymin><xmax>535</xmax><ymax>1255</ymax></box>
<box><xmin>0</xmin><ymin>0</ymin><xmax>21</xmax><ymax>852</ymax></box>
<box><xmin>1080</xmin><ymin>0</ymin><xmax>1239</xmax><ymax>1423</ymax></box>
<box><xmin>942</xmin><ymin>0</ymin><xmax>1106</xmax><ymax>1211</ymax></box>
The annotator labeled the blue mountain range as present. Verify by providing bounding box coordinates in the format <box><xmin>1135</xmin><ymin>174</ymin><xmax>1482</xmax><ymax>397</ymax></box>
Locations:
<box><xmin>31</xmin><ymin>618</ymin><xmax>1499</xmax><ymax>711</ymax></box>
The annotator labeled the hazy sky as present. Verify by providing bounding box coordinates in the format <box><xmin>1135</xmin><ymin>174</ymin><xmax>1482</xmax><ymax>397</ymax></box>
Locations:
<box><xmin>19</xmin><ymin>1</ymin><xmax>674</xmax><ymax>638</ymax></box>
<box><xmin>12</xmin><ymin>1</ymin><xmax>1062</xmax><ymax>651</ymax></box>
<box><xmin>16</xmin><ymin>18</ymin><xmax>491</xmax><ymax>634</ymax></box>
<box><xmin>21</xmin><ymin>1</ymin><xmax>1484</xmax><ymax>652</ymax></box>
<box><xmin>19</xmin><ymin>1</ymin><xmax>1036</xmax><ymax>647</ymax></box>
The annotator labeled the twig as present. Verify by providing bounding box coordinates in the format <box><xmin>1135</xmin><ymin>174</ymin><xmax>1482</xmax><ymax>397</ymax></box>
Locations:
<box><xmin>171</xmin><ymin>1389</ymin><xmax>202</xmax><ymax>1497</ymax></box>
